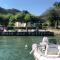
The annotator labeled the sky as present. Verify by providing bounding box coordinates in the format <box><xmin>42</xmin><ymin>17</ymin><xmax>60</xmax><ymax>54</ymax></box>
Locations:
<box><xmin>0</xmin><ymin>0</ymin><xmax>60</xmax><ymax>16</ymax></box>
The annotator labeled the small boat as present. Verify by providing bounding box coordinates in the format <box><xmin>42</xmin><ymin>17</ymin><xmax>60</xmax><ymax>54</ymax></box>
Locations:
<box><xmin>30</xmin><ymin>37</ymin><xmax>60</xmax><ymax>60</ymax></box>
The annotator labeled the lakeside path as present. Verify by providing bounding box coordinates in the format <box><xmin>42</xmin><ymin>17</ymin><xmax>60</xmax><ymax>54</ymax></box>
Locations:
<box><xmin>47</xmin><ymin>29</ymin><xmax>60</xmax><ymax>35</ymax></box>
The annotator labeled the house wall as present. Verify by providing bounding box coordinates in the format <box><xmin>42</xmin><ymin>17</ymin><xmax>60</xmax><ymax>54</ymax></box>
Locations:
<box><xmin>15</xmin><ymin>22</ymin><xmax>26</xmax><ymax>27</ymax></box>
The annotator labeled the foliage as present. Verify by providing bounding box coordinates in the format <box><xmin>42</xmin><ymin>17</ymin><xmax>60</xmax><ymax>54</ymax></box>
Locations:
<box><xmin>40</xmin><ymin>2</ymin><xmax>60</xmax><ymax>29</ymax></box>
<box><xmin>15</xmin><ymin>13</ymin><xmax>25</xmax><ymax>22</ymax></box>
<box><xmin>53</xmin><ymin>2</ymin><xmax>60</xmax><ymax>8</ymax></box>
<box><xmin>47</xmin><ymin>9</ymin><xmax>57</xmax><ymax>27</ymax></box>
<box><xmin>42</xmin><ymin>23</ymin><xmax>48</xmax><ymax>29</ymax></box>
<box><xmin>8</xmin><ymin>14</ymin><xmax>15</xmax><ymax>27</ymax></box>
<box><xmin>0</xmin><ymin>2</ymin><xmax>60</xmax><ymax>29</ymax></box>
<box><xmin>0</xmin><ymin>14</ymin><xmax>9</xmax><ymax>26</ymax></box>
<box><xmin>24</xmin><ymin>14</ymin><xmax>31</xmax><ymax>22</ymax></box>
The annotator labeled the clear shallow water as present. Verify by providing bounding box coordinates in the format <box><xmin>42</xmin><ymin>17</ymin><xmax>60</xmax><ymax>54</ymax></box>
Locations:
<box><xmin>0</xmin><ymin>36</ymin><xmax>60</xmax><ymax>60</ymax></box>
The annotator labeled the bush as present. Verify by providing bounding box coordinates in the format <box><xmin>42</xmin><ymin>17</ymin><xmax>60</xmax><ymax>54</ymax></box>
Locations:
<box><xmin>42</xmin><ymin>23</ymin><xmax>48</xmax><ymax>29</ymax></box>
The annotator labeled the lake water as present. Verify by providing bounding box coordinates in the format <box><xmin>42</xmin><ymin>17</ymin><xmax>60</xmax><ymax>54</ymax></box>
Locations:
<box><xmin>0</xmin><ymin>36</ymin><xmax>60</xmax><ymax>60</ymax></box>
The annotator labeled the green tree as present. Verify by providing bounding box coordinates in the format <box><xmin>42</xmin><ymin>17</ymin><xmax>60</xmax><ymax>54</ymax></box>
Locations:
<box><xmin>47</xmin><ymin>2</ymin><xmax>60</xmax><ymax>28</ymax></box>
<box><xmin>53</xmin><ymin>2</ymin><xmax>60</xmax><ymax>28</ymax></box>
<box><xmin>15</xmin><ymin>13</ymin><xmax>25</xmax><ymax>22</ymax></box>
<box><xmin>24</xmin><ymin>13</ymin><xmax>31</xmax><ymax>32</ymax></box>
<box><xmin>8</xmin><ymin>14</ymin><xmax>15</xmax><ymax>27</ymax></box>
<box><xmin>0</xmin><ymin>14</ymin><xmax>4</xmax><ymax>26</ymax></box>
<box><xmin>47</xmin><ymin>9</ymin><xmax>56</xmax><ymax>28</ymax></box>
<box><xmin>0</xmin><ymin>14</ymin><xmax>9</xmax><ymax>27</ymax></box>
<box><xmin>53</xmin><ymin>2</ymin><xmax>60</xmax><ymax>8</ymax></box>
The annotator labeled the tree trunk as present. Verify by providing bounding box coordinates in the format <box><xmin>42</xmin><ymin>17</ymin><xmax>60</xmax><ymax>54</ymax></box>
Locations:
<box><xmin>26</xmin><ymin>22</ymin><xmax>28</xmax><ymax>32</ymax></box>
<box><xmin>55</xmin><ymin>20</ymin><xmax>58</xmax><ymax>29</ymax></box>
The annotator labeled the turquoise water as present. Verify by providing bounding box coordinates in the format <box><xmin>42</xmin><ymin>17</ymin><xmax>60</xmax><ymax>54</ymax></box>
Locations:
<box><xmin>0</xmin><ymin>36</ymin><xmax>60</xmax><ymax>60</ymax></box>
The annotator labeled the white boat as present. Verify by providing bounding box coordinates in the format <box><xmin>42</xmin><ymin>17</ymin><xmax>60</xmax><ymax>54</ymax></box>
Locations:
<box><xmin>30</xmin><ymin>37</ymin><xmax>60</xmax><ymax>60</ymax></box>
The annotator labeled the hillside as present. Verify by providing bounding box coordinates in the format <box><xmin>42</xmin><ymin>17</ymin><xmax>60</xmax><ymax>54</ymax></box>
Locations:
<box><xmin>0</xmin><ymin>7</ymin><xmax>21</xmax><ymax>14</ymax></box>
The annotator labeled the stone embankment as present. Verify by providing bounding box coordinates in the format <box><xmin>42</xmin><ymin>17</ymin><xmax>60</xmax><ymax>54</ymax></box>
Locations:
<box><xmin>47</xmin><ymin>29</ymin><xmax>60</xmax><ymax>35</ymax></box>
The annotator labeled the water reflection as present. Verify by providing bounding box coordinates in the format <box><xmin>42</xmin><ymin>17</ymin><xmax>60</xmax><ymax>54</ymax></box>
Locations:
<box><xmin>0</xmin><ymin>36</ymin><xmax>59</xmax><ymax>60</ymax></box>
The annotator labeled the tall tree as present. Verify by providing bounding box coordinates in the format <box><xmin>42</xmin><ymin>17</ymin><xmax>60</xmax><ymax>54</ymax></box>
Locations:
<box><xmin>0</xmin><ymin>14</ymin><xmax>9</xmax><ymax>27</ymax></box>
<box><xmin>15</xmin><ymin>13</ymin><xmax>25</xmax><ymax>22</ymax></box>
<box><xmin>43</xmin><ymin>2</ymin><xmax>60</xmax><ymax>28</ymax></box>
<box><xmin>24</xmin><ymin>13</ymin><xmax>31</xmax><ymax>32</ymax></box>
<box><xmin>53</xmin><ymin>2</ymin><xmax>60</xmax><ymax>28</ymax></box>
<box><xmin>48</xmin><ymin>9</ymin><xmax>56</xmax><ymax>28</ymax></box>
<box><xmin>53</xmin><ymin>2</ymin><xmax>60</xmax><ymax>8</ymax></box>
<box><xmin>8</xmin><ymin>14</ymin><xmax>15</xmax><ymax>27</ymax></box>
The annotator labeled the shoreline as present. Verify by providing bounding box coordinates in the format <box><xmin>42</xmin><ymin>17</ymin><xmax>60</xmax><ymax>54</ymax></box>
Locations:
<box><xmin>0</xmin><ymin>30</ymin><xmax>54</xmax><ymax>36</ymax></box>
<box><xmin>46</xmin><ymin>29</ymin><xmax>60</xmax><ymax>35</ymax></box>
<box><xmin>0</xmin><ymin>29</ymin><xmax>60</xmax><ymax>36</ymax></box>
